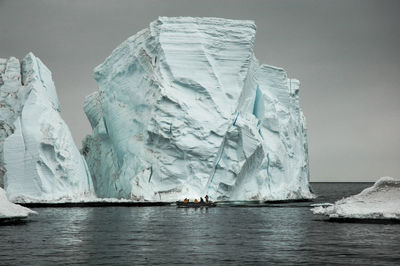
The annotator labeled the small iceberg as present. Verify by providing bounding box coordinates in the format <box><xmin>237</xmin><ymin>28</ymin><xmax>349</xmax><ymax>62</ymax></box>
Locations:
<box><xmin>0</xmin><ymin>188</ymin><xmax>36</xmax><ymax>224</ymax></box>
<box><xmin>0</xmin><ymin>54</ymin><xmax>94</xmax><ymax>203</ymax></box>
<box><xmin>311</xmin><ymin>177</ymin><xmax>400</xmax><ymax>220</ymax></box>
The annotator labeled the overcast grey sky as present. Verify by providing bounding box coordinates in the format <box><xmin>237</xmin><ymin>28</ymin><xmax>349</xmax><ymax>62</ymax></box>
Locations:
<box><xmin>1</xmin><ymin>0</ymin><xmax>399</xmax><ymax>182</ymax></box>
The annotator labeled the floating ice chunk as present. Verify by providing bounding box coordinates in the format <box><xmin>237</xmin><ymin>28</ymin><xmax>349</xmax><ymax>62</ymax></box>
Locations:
<box><xmin>311</xmin><ymin>177</ymin><xmax>400</xmax><ymax>220</ymax></box>
<box><xmin>0</xmin><ymin>187</ymin><xmax>36</xmax><ymax>220</ymax></box>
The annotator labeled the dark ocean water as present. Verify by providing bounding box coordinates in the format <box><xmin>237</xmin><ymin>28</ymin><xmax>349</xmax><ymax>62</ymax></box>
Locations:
<box><xmin>1</xmin><ymin>183</ymin><xmax>400</xmax><ymax>265</ymax></box>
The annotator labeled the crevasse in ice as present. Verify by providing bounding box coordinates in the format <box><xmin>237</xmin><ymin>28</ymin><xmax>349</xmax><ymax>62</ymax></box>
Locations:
<box><xmin>82</xmin><ymin>17</ymin><xmax>313</xmax><ymax>201</ymax></box>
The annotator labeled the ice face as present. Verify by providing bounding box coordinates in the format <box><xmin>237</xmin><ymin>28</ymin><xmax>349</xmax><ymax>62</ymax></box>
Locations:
<box><xmin>83</xmin><ymin>17</ymin><xmax>313</xmax><ymax>201</ymax></box>
<box><xmin>312</xmin><ymin>177</ymin><xmax>400</xmax><ymax>220</ymax></box>
<box><xmin>0</xmin><ymin>53</ymin><xmax>93</xmax><ymax>202</ymax></box>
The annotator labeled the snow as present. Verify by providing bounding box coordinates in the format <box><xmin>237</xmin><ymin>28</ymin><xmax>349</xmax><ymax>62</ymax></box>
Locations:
<box><xmin>83</xmin><ymin>17</ymin><xmax>313</xmax><ymax>201</ymax></box>
<box><xmin>0</xmin><ymin>187</ymin><xmax>36</xmax><ymax>220</ymax></box>
<box><xmin>0</xmin><ymin>53</ymin><xmax>94</xmax><ymax>202</ymax></box>
<box><xmin>312</xmin><ymin>177</ymin><xmax>400</xmax><ymax>220</ymax></box>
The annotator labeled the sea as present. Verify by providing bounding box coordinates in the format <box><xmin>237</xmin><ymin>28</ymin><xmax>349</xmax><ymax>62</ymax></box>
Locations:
<box><xmin>1</xmin><ymin>183</ymin><xmax>400</xmax><ymax>265</ymax></box>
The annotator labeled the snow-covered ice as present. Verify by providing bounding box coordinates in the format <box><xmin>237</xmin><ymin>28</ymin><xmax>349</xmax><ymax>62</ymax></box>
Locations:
<box><xmin>0</xmin><ymin>53</ymin><xmax>93</xmax><ymax>202</ymax></box>
<box><xmin>312</xmin><ymin>177</ymin><xmax>400</xmax><ymax>220</ymax></box>
<box><xmin>0</xmin><ymin>187</ymin><xmax>36</xmax><ymax>220</ymax></box>
<box><xmin>83</xmin><ymin>17</ymin><xmax>313</xmax><ymax>201</ymax></box>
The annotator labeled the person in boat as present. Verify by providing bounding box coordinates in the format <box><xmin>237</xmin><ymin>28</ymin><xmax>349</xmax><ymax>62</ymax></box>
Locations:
<box><xmin>184</xmin><ymin>198</ymin><xmax>189</xmax><ymax>203</ymax></box>
<box><xmin>200</xmin><ymin>197</ymin><xmax>204</xmax><ymax>203</ymax></box>
<box><xmin>194</xmin><ymin>199</ymin><xmax>199</xmax><ymax>203</ymax></box>
<box><xmin>205</xmin><ymin>195</ymin><xmax>209</xmax><ymax>203</ymax></box>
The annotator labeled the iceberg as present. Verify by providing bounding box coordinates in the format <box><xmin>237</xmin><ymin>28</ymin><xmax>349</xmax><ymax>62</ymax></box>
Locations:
<box><xmin>0</xmin><ymin>187</ymin><xmax>36</xmax><ymax>222</ymax></box>
<box><xmin>82</xmin><ymin>17</ymin><xmax>313</xmax><ymax>201</ymax></box>
<box><xmin>312</xmin><ymin>177</ymin><xmax>400</xmax><ymax>220</ymax></box>
<box><xmin>0</xmin><ymin>53</ymin><xmax>93</xmax><ymax>202</ymax></box>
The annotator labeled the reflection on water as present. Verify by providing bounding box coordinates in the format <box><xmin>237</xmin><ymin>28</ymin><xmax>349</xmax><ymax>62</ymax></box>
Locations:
<box><xmin>1</xmin><ymin>183</ymin><xmax>399</xmax><ymax>265</ymax></box>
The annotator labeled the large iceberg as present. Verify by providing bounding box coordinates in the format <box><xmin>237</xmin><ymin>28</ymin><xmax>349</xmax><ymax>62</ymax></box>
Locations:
<box><xmin>0</xmin><ymin>53</ymin><xmax>93</xmax><ymax>202</ymax></box>
<box><xmin>312</xmin><ymin>177</ymin><xmax>400</xmax><ymax>220</ymax></box>
<box><xmin>82</xmin><ymin>17</ymin><xmax>313</xmax><ymax>201</ymax></box>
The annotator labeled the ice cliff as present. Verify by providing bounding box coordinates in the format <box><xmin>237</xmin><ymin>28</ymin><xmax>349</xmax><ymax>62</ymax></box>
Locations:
<box><xmin>312</xmin><ymin>177</ymin><xmax>400</xmax><ymax>220</ymax></box>
<box><xmin>0</xmin><ymin>53</ymin><xmax>93</xmax><ymax>202</ymax></box>
<box><xmin>82</xmin><ymin>17</ymin><xmax>313</xmax><ymax>201</ymax></box>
